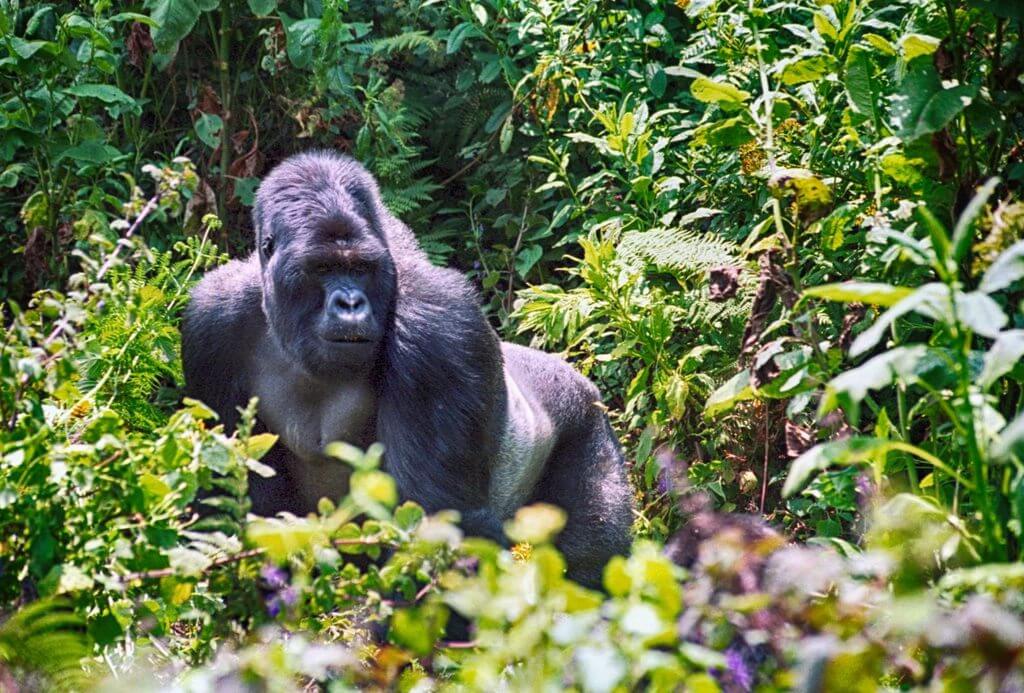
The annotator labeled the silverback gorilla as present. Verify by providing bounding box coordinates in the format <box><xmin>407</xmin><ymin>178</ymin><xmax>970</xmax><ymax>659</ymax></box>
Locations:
<box><xmin>182</xmin><ymin>151</ymin><xmax>633</xmax><ymax>586</ymax></box>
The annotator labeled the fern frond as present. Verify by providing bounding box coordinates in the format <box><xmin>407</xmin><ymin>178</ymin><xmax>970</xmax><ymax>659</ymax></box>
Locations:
<box><xmin>617</xmin><ymin>227</ymin><xmax>741</xmax><ymax>278</ymax></box>
<box><xmin>350</xmin><ymin>31</ymin><xmax>440</xmax><ymax>56</ymax></box>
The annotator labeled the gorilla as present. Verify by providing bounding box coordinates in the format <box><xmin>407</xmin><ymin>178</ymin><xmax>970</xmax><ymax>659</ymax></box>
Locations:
<box><xmin>182</xmin><ymin>151</ymin><xmax>633</xmax><ymax>586</ymax></box>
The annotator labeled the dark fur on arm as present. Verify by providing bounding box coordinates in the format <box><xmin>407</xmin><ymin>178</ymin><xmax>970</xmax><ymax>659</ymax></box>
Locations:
<box><xmin>374</xmin><ymin>214</ymin><xmax>507</xmax><ymax>537</ymax></box>
<box><xmin>181</xmin><ymin>256</ymin><xmax>262</xmax><ymax>433</ymax></box>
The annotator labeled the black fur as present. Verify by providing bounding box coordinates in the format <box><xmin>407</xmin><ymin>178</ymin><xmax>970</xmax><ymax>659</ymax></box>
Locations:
<box><xmin>181</xmin><ymin>151</ymin><xmax>634</xmax><ymax>587</ymax></box>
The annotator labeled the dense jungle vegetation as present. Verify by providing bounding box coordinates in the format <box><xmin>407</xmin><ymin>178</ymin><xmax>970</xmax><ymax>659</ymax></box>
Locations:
<box><xmin>2</xmin><ymin>0</ymin><xmax>1024</xmax><ymax>689</ymax></box>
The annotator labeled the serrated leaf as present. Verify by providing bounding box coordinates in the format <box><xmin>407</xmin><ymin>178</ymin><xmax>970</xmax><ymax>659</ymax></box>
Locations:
<box><xmin>804</xmin><ymin>281</ymin><xmax>914</xmax><ymax>306</ymax></box>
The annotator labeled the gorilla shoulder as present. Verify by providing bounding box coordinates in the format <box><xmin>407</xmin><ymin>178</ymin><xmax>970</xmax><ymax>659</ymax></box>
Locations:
<box><xmin>181</xmin><ymin>255</ymin><xmax>264</xmax><ymax>430</ymax></box>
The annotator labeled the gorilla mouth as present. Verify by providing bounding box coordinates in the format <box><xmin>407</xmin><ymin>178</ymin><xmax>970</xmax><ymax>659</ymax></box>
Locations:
<box><xmin>325</xmin><ymin>335</ymin><xmax>372</xmax><ymax>344</ymax></box>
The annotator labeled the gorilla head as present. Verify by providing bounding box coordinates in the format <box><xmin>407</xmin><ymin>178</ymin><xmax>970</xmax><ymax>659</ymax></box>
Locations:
<box><xmin>252</xmin><ymin>153</ymin><xmax>397</xmax><ymax>376</ymax></box>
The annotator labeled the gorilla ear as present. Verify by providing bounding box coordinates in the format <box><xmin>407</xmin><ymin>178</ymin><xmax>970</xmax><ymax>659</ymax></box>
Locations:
<box><xmin>260</xmin><ymin>234</ymin><xmax>275</xmax><ymax>259</ymax></box>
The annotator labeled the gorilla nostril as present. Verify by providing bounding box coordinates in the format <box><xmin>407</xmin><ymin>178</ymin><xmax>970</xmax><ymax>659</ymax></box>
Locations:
<box><xmin>330</xmin><ymin>289</ymin><xmax>369</xmax><ymax>318</ymax></box>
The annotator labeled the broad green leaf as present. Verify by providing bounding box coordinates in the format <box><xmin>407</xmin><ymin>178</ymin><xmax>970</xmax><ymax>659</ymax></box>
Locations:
<box><xmin>515</xmin><ymin>244</ymin><xmax>543</xmax><ymax>278</ymax></box>
<box><xmin>690</xmin><ymin>117</ymin><xmax>753</xmax><ymax>147</ymax></box>
<box><xmin>804</xmin><ymin>281</ymin><xmax>913</xmax><ymax>307</ymax></box>
<box><xmin>785</xmin><ymin>437</ymin><xmax>963</xmax><ymax>496</ymax></box>
<box><xmin>149</xmin><ymin>0</ymin><xmax>204</xmax><ymax>54</ymax></box>
<box><xmin>247</xmin><ymin>0</ymin><xmax>276</xmax><ymax>15</ymax></box>
<box><xmin>955</xmin><ymin>291</ymin><xmax>1007</xmax><ymax>338</ymax></box>
<box><xmin>844</xmin><ymin>46</ymin><xmax>878</xmax><ymax>119</ymax></box>
<box><xmin>690</xmin><ymin>77</ymin><xmax>750</xmax><ymax>109</ymax></box>
<box><xmin>703</xmin><ymin>369</ymin><xmax>754</xmax><ymax>417</ymax></box>
<box><xmin>243</xmin><ymin>432</ymin><xmax>278</xmax><ymax>460</ymax></box>
<box><xmin>193</xmin><ymin>113</ymin><xmax>223</xmax><ymax>148</ymax></box>
<box><xmin>784</xmin><ymin>437</ymin><xmax>894</xmax><ymax>497</ymax></box>
<box><xmin>282</xmin><ymin>16</ymin><xmax>320</xmax><ymax>68</ymax></box>
<box><xmin>768</xmin><ymin>168</ymin><xmax>833</xmax><ymax>217</ymax></box>
<box><xmin>890</xmin><ymin>60</ymin><xmax>978</xmax><ymax>141</ymax></box>
<box><xmin>863</xmin><ymin>33</ymin><xmax>897</xmax><ymax>55</ymax></box>
<box><xmin>248</xmin><ymin>518</ymin><xmax>328</xmax><ymax>561</ymax></box>
<box><xmin>980</xmin><ymin>330</ymin><xmax>1024</xmax><ymax>387</ymax></box>
<box><xmin>62</xmin><ymin>84</ymin><xmax>135</xmax><ymax>105</ymax></box>
<box><xmin>56</xmin><ymin>141</ymin><xmax>123</xmax><ymax>164</ymax></box>
<box><xmin>779</xmin><ymin>54</ymin><xmax>835</xmax><ymax>85</ymax></box>
<box><xmin>952</xmin><ymin>177</ymin><xmax>1001</xmax><ymax>262</ymax></box>
<box><xmin>980</xmin><ymin>240</ymin><xmax>1024</xmax><ymax>293</ymax></box>
<box><xmin>813</xmin><ymin>11</ymin><xmax>838</xmax><ymax>41</ymax></box>
<box><xmin>821</xmin><ymin>346</ymin><xmax>929</xmax><ymax>414</ymax></box>
<box><xmin>900</xmin><ymin>33</ymin><xmax>941</xmax><ymax>61</ymax></box>
<box><xmin>850</xmin><ymin>283</ymin><xmax>949</xmax><ymax>357</ymax></box>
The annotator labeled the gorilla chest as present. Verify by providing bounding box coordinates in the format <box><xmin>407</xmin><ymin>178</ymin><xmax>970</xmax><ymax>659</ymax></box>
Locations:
<box><xmin>253</xmin><ymin>373</ymin><xmax>377</xmax><ymax>461</ymax></box>
<box><xmin>252</xmin><ymin>366</ymin><xmax>376</xmax><ymax>511</ymax></box>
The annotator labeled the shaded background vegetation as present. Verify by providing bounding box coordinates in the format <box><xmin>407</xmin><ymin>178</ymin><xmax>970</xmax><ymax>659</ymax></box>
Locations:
<box><xmin>3</xmin><ymin>0</ymin><xmax>1024</xmax><ymax>689</ymax></box>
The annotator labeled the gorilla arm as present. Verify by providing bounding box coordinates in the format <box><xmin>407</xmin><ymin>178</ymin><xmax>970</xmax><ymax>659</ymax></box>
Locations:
<box><xmin>181</xmin><ymin>255</ymin><xmax>264</xmax><ymax>432</ymax></box>
<box><xmin>375</xmin><ymin>252</ymin><xmax>511</xmax><ymax>542</ymax></box>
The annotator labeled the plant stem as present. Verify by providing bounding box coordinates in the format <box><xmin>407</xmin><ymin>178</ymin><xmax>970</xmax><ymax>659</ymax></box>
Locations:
<box><xmin>217</xmin><ymin>0</ymin><xmax>233</xmax><ymax>239</ymax></box>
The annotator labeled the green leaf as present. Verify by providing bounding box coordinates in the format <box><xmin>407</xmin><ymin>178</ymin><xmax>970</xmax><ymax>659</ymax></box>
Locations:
<box><xmin>503</xmin><ymin>503</ymin><xmax>567</xmax><ymax>544</ymax></box>
<box><xmin>955</xmin><ymin>291</ymin><xmax>1007</xmax><ymax>338</ymax></box>
<box><xmin>646</xmin><ymin>63</ymin><xmax>667</xmax><ymax>98</ymax></box>
<box><xmin>62</xmin><ymin>84</ymin><xmax>135</xmax><ymax>105</ymax></box>
<box><xmin>248</xmin><ymin>518</ymin><xmax>328</xmax><ymax>561</ymax></box>
<box><xmin>850</xmin><ymin>283</ymin><xmax>949</xmax><ymax>357</ymax></box>
<box><xmin>247</xmin><ymin>0</ymin><xmax>276</xmax><ymax>15</ymax></box>
<box><xmin>890</xmin><ymin>60</ymin><xmax>978</xmax><ymax>141</ymax></box>
<box><xmin>282</xmin><ymin>16</ymin><xmax>320</xmax><ymax>69</ymax></box>
<box><xmin>690</xmin><ymin>117</ymin><xmax>753</xmax><ymax>147</ymax></box>
<box><xmin>193</xmin><ymin>113</ymin><xmax>223</xmax><ymax>149</ymax></box>
<box><xmin>952</xmin><ymin>177</ymin><xmax>1001</xmax><ymax>262</ymax></box>
<box><xmin>703</xmin><ymin>369</ymin><xmax>754</xmax><ymax>417</ymax></box>
<box><xmin>779</xmin><ymin>54</ymin><xmax>835</xmax><ymax>86</ymax></box>
<box><xmin>844</xmin><ymin>46</ymin><xmax>878</xmax><ymax>120</ymax></box>
<box><xmin>863</xmin><ymin>33</ymin><xmax>897</xmax><ymax>55</ymax></box>
<box><xmin>243</xmin><ymin>432</ymin><xmax>278</xmax><ymax>460</ymax></box>
<box><xmin>785</xmin><ymin>437</ymin><xmax>893</xmax><ymax>497</ymax></box>
<box><xmin>804</xmin><ymin>281</ymin><xmax>913</xmax><ymax>307</ymax></box>
<box><xmin>900</xmin><ymin>33</ymin><xmax>941</xmax><ymax>61</ymax></box>
<box><xmin>149</xmin><ymin>0</ymin><xmax>205</xmax><ymax>54</ymax></box>
<box><xmin>821</xmin><ymin>346</ymin><xmax>930</xmax><ymax>414</ymax></box>
<box><xmin>56</xmin><ymin>141</ymin><xmax>123</xmax><ymax>165</ymax></box>
<box><xmin>690</xmin><ymin>77</ymin><xmax>750</xmax><ymax>109</ymax></box>
<box><xmin>813</xmin><ymin>11</ymin><xmax>838</xmax><ymax>41</ymax></box>
<box><xmin>980</xmin><ymin>240</ymin><xmax>1024</xmax><ymax>293</ymax></box>
<box><xmin>515</xmin><ymin>244</ymin><xmax>543</xmax><ymax>278</ymax></box>
<box><xmin>980</xmin><ymin>330</ymin><xmax>1024</xmax><ymax>387</ymax></box>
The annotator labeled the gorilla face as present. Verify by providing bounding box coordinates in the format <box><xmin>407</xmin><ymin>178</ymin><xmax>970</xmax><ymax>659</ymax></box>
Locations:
<box><xmin>255</xmin><ymin>160</ymin><xmax>397</xmax><ymax>377</ymax></box>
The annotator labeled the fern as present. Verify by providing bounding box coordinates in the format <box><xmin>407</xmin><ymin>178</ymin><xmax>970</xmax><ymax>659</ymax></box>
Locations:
<box><xmin>617</xmin><ymin>227</ymin><xmax>743</xmax><ymax>281</ymax></box>
<box><xmin>349</xmin><ymin>31</ymin><xmax>441</xmax><ymax>57</ymax></box>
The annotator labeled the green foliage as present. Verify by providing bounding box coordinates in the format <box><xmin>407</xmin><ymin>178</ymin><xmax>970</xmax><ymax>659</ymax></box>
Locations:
<box><xmin>3</xmin><ymin>0</ymin><xmax>1024</xmax><ymax>689</ymax></box>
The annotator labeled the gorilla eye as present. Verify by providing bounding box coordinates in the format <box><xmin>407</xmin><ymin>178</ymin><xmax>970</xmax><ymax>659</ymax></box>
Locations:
<box><xmin>261</xmin><ymin>235</ymin><xmax>275</xmax><ymax>259</ymax></box>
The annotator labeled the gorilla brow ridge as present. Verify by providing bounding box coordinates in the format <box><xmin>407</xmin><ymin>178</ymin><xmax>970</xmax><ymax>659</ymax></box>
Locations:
<box><xmin>255</xmin><ymin>151</ymin><xmax>382</xmax><ymax>248</ymax></box>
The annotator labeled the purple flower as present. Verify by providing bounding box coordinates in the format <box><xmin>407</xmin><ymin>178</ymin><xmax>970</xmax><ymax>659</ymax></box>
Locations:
<box><xmin>260</xmin><ymin>564</ymin><xmax>288</xmax><ymax>589</ymax></box>
<box><xmin>723</xmin><ymin>645</ymin><xmax>754</xmax><ymax>692</ymax></box>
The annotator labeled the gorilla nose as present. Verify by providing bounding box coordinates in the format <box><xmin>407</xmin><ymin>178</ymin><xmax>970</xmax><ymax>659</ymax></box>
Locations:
<box><xmin>328</xmin><ymin>288</ymin><xmax>370</xmax><ymax>321</ymax></box>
